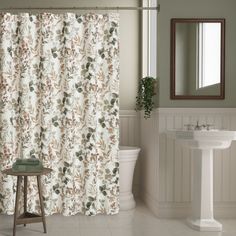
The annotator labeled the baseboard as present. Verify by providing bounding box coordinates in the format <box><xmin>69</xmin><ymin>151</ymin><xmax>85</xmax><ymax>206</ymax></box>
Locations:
<box><xmin>156</xmin><ymin>202</ymin><xmax>236</xmax><ymax>219</ymax></box>
<box><xmin>140</xmin><ymin>191</ymin><xmax>160</xmax><ymax>217</ymax></box>
<box><xmin>157</xmin><ymin>107</ymin><xmax>236</xmax><ymax>115</ymax></box>
<box><xmin>214</xmin><ymin>202</ymin><xmax>236</xmax><ymax>218</ymax></box>
<box><xmin>155</xmin><ymin>202</ymin><xmax>191</xmax><ymax>219</ymax></box>
<box><xmin>141</xmin><ymin>192</ymin><xmax>236</xmax><ymax>218</ymax></box>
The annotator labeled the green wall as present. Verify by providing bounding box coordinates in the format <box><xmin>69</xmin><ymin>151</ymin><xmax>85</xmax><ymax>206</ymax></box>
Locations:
<box><xmin>157</xmin><ymin>0</ymin><xmax>236</xmax><ymax>107</ymax></box>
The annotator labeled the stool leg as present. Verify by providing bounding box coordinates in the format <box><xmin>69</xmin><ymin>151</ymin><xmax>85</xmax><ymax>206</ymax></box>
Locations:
<box><xmin>13</xmin><ymin>176</ymin><xmax>22</xmax><ymax>236</ymax></box>
<box><xmin>37</xmin><ymin>176</ymin><xmax>46</xmax><ymax>233</ymax></box>
<box><xmin>23</xmin><ymin>176</ymin><xmax>27</xmax><ymax>227</ymax></box>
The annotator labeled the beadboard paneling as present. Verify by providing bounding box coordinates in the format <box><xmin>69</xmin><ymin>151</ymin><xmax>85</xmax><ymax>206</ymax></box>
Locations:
<box><xmin>119</xmin><ymin>110</ymin><xmax>140</xmax><ymax>146</ymax></box>
<box><xmin>159</xmin><ymin>108</ymin><xmax>236</xmax><ymax>204</ymax></box>
<box><xmin>141</xmin><ymin>108</ymin><xmax>236</xmax><ymax>218</ymax></box>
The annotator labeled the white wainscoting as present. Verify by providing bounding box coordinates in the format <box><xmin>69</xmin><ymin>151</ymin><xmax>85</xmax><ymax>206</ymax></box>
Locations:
<box><xmin>141</xmin><ymin>108</ymin><xmax>236</xmax><ymax>218</ymax></box>
<box><xmin>119</xmin><ymin>110</ymin><xmax>140</xmax><ymax>196</ymax></box>
<box><xmin>119</xmin><ymin>110</ymin><xmax>140</xmax><ymax>146</ymax></box>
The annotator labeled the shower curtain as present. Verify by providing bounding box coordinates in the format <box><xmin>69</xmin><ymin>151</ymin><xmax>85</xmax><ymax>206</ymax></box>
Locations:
<box><xmin>0</xmin><ymin>12</ymin><xmax>119</xmax><ymax>216</ymax></box>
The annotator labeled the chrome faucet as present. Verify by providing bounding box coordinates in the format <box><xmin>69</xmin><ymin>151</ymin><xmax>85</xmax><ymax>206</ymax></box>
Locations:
<box><xmin>184</xmin><ymin>121</ymin><xmax>214</xmax><ymax>131</ymax></box>
<box><xmin>201</xmin><ymin>124</ymin><xmax>214</xmax><ymax>131</ymax></box>
<box><xmin>194</xmin><ymin>121</ymin><xmax>201</xmax><ymax>130</ymax></box>
<box><xmin>184</xmin><ymin>124</ymin><xmax>194</xmax><ymax>130</ymax></box>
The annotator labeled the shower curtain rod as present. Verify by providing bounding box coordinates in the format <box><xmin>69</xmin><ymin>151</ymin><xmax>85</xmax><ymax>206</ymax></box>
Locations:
<box><xmin>0</xmin><ymin>6</ymin><xmax>160</xmax><ymax>12</ymax></box>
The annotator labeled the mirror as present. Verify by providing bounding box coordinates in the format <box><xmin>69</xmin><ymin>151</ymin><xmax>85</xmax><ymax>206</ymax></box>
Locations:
<box><xmin>170</xmin><ymin>18</ymin><xmax>225</xmax><ymax>99</ymax></box>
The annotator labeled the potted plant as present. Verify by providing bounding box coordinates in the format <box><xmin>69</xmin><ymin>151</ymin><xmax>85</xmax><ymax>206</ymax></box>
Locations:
<box><xmin>135</xmin><ymin>76</ymin><xmax>158</xmax><ymax>119</ymax></box>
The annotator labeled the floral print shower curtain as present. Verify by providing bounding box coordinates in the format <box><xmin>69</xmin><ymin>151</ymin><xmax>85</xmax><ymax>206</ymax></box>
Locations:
<box><xmin>0</xmin><ymin>12</ymin><xmax>119</xmax><ymax>216</ymax></box>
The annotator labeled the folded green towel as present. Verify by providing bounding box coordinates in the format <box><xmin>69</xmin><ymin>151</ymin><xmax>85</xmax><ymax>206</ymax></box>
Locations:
<box><xmin>12</xmin><ymin>162</ymin><xmax>43</xmax><ymax>172</ymax></box>
<box><xmin>12</xmin><ymin>158</ymin><xmax>43</xmax><ymax>172</ymax></box>
<box><xmin>15</xmin><ymin>158</ymin><xmax>40</xmax><ymax>166</ymax></box>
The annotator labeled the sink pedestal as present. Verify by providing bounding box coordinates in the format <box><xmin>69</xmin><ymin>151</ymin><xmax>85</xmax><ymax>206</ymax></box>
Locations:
<box><xmin>188</xmin><ymin>149</ymin><xmax>222</xmax><ymax>231</ymax></box>
<box><xmin>167</xmin><ymin>129</ymin><xmax>236</xmax><ymax>232</ymax></box>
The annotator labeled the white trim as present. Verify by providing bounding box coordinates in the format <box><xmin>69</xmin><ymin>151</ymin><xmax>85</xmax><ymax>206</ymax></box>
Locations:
<box><xmin>141</xmin><ymin>192</ymin><xmax>160</xmax><ymax>216</ymax></box>
<box><xmin>142</xmin><ymin>191</ymin><xmax>236</xmax><ymax>219</ymax></box>
<box><xmin>150</xmin><ymin>202</ymin><xmax>236</xmax><ymax>219</ymax></box>
<box><xmin>157</xmin><ymin>107</ymin><xmax>236</xmax><ymax>115</ymax></box>
<box><xmin>119</xmin><ymin>110</ymin><xmax>140</xmax><ymax>117</ymax></box>
<box><xmin>142</xmin><ymin>0</ymin><xmax>149</xmax><ymax>77</ymax></box>
<box><xmin>142</xmin><ymin>0</ymin><xmax>157</xmax><ymax>77</ymax></box>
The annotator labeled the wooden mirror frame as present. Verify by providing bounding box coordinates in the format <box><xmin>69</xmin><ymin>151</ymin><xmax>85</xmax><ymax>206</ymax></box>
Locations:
<box><xmin>170</xmin><ymin>18</ymin><xmax>225</xmax><ymax>99</ymax></box>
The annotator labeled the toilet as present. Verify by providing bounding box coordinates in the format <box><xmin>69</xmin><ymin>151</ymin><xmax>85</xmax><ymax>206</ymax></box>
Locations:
<box><xmin>119</xmin><ymin>146</ymin><xmax>141</xmax><ymax>210</ymax></box>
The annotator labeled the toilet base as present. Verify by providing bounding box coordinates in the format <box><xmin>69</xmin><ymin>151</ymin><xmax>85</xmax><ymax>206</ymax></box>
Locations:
<box><xmin>119</xmin><ymin>193</ymin><xmax>136</xmax><ymax>210</ymax></box>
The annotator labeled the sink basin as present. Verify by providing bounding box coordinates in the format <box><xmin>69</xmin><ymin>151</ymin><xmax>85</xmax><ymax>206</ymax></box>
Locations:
<box><xmin>167</xmin><ymin>130</ymin><xmax>236</xmax><ymax>149</ymax></box>
<box><xmin>167</xmin><ymin>129</ymin><xmax>236</xmax><ymax>232</ymax></box>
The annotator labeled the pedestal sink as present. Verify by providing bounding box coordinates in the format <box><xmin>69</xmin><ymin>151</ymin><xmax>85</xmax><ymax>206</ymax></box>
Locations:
<box><xmin>167</xmin><ymin>130</ymin><xmax>236</xmax><ymax>232</ymax></box>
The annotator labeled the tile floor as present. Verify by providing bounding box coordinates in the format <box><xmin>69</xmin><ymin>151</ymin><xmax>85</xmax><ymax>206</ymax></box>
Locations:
<box><xmin>1</xmin><ymin>201</ymin><xmax>236</xmax><ymax>236</ymax></box>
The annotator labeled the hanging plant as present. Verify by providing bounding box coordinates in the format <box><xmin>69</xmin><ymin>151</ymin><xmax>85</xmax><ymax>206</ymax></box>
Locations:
<box><xmin>135</xmin><ymin>76</ymin><xmax>158</xmax><ymax>119</ymax></box>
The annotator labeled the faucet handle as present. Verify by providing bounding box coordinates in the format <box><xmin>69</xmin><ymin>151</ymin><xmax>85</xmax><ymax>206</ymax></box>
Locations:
<box><xmin>205</xmin><ymin>124</ymin><xmax>214</xmax><ymax>130</ymax></box>
<box><xmin>184</xmin><ymin>124</ymin><xmax>194</xmax><ymax>130</ymax></box>
<box><xmin>194</xmin><ymin>120</ymin><xmax>202</xmax><ymax>130</ymax></box>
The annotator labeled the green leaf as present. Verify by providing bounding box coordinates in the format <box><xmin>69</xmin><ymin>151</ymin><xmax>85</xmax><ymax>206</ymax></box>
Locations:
<box><xmin>111</xmin><ymin>21</ymin><xmax>118</xmax><ymax>27</ymax></box>
<box><xmin>86</xmin><ymin>202</ymin><xmax>91</xmax><ymax>209</ymax></box>
<box><xmin>75</xmin><ymin>151</ymin><xmax>81</xmax><ymax>157</ymax></box>
<box><xmin>86</xmin><ymin>133</ymin><xmax>91</xmax><ymax>140</ymax></box>
<box><xmin>77</xmin><ymin>17</ymin><xmax>82</xmax><ymax>23</ymax></box>
<box><xmin>110</xmin><ymin>98</ymin><xmax>116</xmax><ymax>105</ymax></box>
<box><xmin>53</xmin><ymin>183</ymin><xmax>59</xmax><ymax>190</ymax></box>
<box><xmin>76</xmin><ymin>87</ymin><xmax>83</xmax><ymax>93</ymax></box>
<box><xmin>53</xmin><ymin>122</ymin><xmax>59</xmax><ymax>127</ymax></box>
<box><xmin>10</xmin><ymin>117</ymin><xmax>13</xmax><ymax>125</ymax></box>
<box><xmin>30</xmin><ymin>149</ymin><xmax>35</xmax><ymax>155</ymax></box>
<box><xmin>87</xmin><ymin>57</ymin><xmax>93</xmax><ymax>62</ymax></box>
<box><xmin>113</xmin><ymin>168</ymin><xmax>118</xmax><ymax>174</ymax></box>
<box><xmin>88</xmin><ymin>196</ymin><xmax>95</xmax><ymax>202</ymax></box>
<box><xmin>86</xmin><ymin>62</ymin><xmax>90</xmax><ymax>69</ymax></box>
<box><xmin>88</xmin><ymin>127</ymin><xmax>95</xmax><ymax>133</ymax></box>
<box><xmin>99</xmin><ymin>118</ymin><xmax>105</xmax><ymax>123</ymax></box>
<box><xmin>55</xmin><ymin>189</ymin><xmax>60</xmax><ymax>194</ymax></box>
<box><xmin>109</xmin><ymin>28</ymin><xmax>114</xmax><ymax>34</ymax></box>
<box><xmin>52</xmin><ymin>116</ymin><xmax>58</xmax><ymax>122</ymax></box>
<box><xmin>64</xmin><ymin>161</ymin><xmax>70</xmax><ymax>167</ymax></box>
<box><xmin>63</xmin><ymin>108</ymin><xmax>68</xmax><ymax>115</ymax></box>
<box><xmin>64</xmin><ymin>177</ymin><xmax>69</xmax><ymax>185</ymax></box>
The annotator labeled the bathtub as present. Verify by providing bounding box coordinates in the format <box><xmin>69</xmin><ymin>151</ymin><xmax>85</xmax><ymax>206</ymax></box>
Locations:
<box><xmin>119</xmin><ymin>146</ymin><xmax>141</xmax><ymax>210</ymax></box>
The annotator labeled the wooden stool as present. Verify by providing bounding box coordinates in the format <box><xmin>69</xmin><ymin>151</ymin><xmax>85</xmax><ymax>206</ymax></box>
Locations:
<box><xmin>2</xmin><ymin>168</ymin><xmax>52</xmax><ymax>236</ymax></box>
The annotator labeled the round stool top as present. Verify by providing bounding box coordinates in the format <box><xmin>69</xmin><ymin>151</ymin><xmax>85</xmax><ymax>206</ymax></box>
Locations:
<box><xmin>2</xmin><ymin>168</ymin><xmax>52</xmax><ymax>176</ymax></box>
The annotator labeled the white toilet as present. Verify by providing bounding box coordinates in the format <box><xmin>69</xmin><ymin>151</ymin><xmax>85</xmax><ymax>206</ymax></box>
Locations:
<box><xmin>119</xmin><ymin>146</ymin><xmax>141</xmax><ymax>210</ymax></box>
